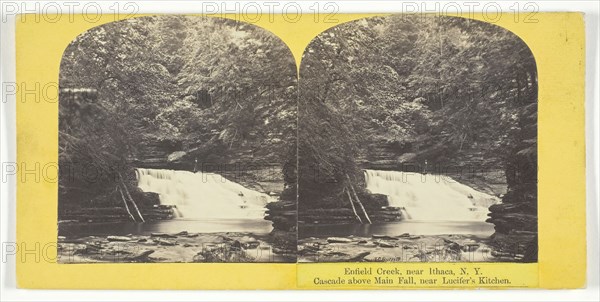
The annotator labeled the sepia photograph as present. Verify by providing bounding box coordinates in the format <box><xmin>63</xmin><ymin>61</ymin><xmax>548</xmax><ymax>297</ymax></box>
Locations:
<box><xmin>57</xmin><ymin>16</ymin><xmax>298</xmax><ymax>263</ymax></box>
<box><xmin>4</xmin><ymin>0</ymin><xmax>595</xmax><ymax>296</ymax></box>
<box><xmin>297</xmin><ymin>15</ymin><xmax>538</xmax><ymax>263</ymax></box>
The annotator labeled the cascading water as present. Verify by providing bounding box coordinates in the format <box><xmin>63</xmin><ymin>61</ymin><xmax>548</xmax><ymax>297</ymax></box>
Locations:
<box><xmin>136</xmin><ymin>168</ymin><xmax>274</xmax><ymax>220</ymax></box>
<box><xmin>364</xmin><ymin>170</ymin><xmax>498</xmax><ymax>221</ymax></box>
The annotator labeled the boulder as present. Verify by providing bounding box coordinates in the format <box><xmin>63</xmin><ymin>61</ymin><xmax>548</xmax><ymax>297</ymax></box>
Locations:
<box><xmin>377</xmin><ymin>241</ymin><xmax>397</xmax><ymax>248</ymax></box>
<box><xmin>321</xmin><ymin>251</ymin><xmax>371</xmax><ymax>262</ymax></box>
<box><xmin>154</xmin><ymin>238</ymin><xmax>176</xmax><ymax>246</ymax></box>
<box><xmin>127</xmin><ymin>249</ymin><xmax>154</xmax><ymax>261</ymax></box>
<box><xmin>372</xmin><ymin>234</ymin><xmax>398</xmax><ymax>240</ymax></box>
<box><xmin>151</xmin><ymin>233</ymin><xmax>177</xmax><ymax>238</ymax></box>
<box><xmin>132</xmin><ymin>191</ymin><xmax>161</xmax><ymax>207</ymax></box>
<box><xmin>243</xmin><ymin>241</ymin><xmax>261</xmax><ymax>249</ymax></box>
<box><xmin>231</xmin><ymin>240</ymin><xmax>243</xmax><ymax>250</ymax></box>
<box><xmin>239</xmin><ymin>236</ymin><xmax>257</xmax><ymax>243</ymax></box>
<box><xmin>462</xmin><ymin>243</ymin><xmax>481</xmax><ymax>252</ymax></box>
<box><xmin>348</xmin><ymin>251</ymin><xmax>371</xmax><ymax>261</ymax></box>
<box><xmin>327</xmin><ymin>237</ymin><xmax>353</xmax><ymax>243</ymax></box>
<box><xmin>445</xmin><ymin>241</ymin><xmax>462</xmax><ymax>252</ymax></box>
<box><xmin>167</xmin><ymin>151</ymin><xmax>187</xmax><ymax>162</ymax></box>
<box><xmin>107</xmin><ymin>236</ymin><xmax>132</xmax><ymax>242</ymax></box>
<box><xmin>298</xmin><ymin>244</ymin><xmax>320</xmax><ymax>255</ymax></box>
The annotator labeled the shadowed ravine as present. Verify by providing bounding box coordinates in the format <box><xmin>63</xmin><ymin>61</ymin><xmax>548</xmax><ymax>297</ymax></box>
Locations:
<box><xmin>57</xmin><ymin>168</ymin><xmax>294</xmax><ymax>263</ymax></box>
<box><xmin>298</xmin><ymin>170</ymin><xmax>507</xmax><ymax>263</ymax></box>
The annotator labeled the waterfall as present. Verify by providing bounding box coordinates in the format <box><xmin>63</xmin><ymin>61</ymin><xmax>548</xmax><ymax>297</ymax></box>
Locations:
<box><xmin>364</xmin><ymin>170</ymin><xmax>498</xmax><ymax>221</ymax></box>
<box><xmin>136</xmin><ymin>168</ymin><xmax>274</xmax><ymax>220</ymax></box>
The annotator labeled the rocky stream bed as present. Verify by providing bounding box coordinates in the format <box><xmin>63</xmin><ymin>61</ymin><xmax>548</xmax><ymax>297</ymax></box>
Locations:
<box><xmin>298</xmin><ymin>233</ymin><xmax>523</xmax><ymax>263</ymax></box>
<box><xmin>58</xmin><ymin>231</ymin><xmax>296</xmax><ymax>263</ymax></box>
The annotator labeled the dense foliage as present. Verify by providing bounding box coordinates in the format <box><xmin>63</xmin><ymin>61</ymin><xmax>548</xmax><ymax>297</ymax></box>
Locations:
<box><xmin>59</xmin><ymin>16</ymin><xmax>297</xmax><ymax>209</ymax></box>
<box><xmin>59</xmin><ymin>15</ymin><xmax>538</xmax><ymax>250</ymax></box>
<box><xmin>299</xmin><ymin>16</ymin><xmax>537</xmax><ymax>209</ymax></box>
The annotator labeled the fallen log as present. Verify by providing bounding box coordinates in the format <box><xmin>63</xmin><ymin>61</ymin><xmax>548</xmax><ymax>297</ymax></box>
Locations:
<box><xmin>344</xmin><ymin>187</ymin><xmax>363</xmax><ymax>223</ymax></box>
<box><xmin>346</xmin><ymin>174</ymin><xmax>372</xmax><ymax>224</ymax></box>
<box><xmin>119</xmin><ymin>173</ymin><xmax>145</xmax><ymax>223</ymax></box>
<box><xmin>118</xmin><ymin>186</ymin><xmax>137</xmax><ymax>222</ymax></box>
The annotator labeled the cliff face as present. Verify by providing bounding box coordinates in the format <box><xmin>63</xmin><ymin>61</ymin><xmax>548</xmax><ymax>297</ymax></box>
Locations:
<box><xmin>359</xmin><ymin>138</ymin><xmax>503</xmax><ymax>175</ymax></box>
<box><xmin>131</xmin><ymin>139</ymin><xmax>186</xmax><ymax>169</ymax></box>
<box><xmin>358</xmin><ymin>141</ymin><xmax>410</xmax><ymax>170</ymax></box>
<box><xmin>487</xmin><ymin>102</ymin><xmax>538</xmax><ymax>262</ymax></box>
<box><xmin>263</xmin><ymin>192</ymin><xmax>297</xmax><ymax>260</ymax></box>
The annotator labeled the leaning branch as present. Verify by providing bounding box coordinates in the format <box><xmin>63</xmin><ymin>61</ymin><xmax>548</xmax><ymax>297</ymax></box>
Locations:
<box><xmin>119</xmin><ymin>173</ymin><xmax>145</xmax><ymax>223</ymax></box>
<box><xmin>344</xmin><ymin>187</ymin><xmax>363</xmax><ymax>223</ymax></box>
<box><xmin>118</xmin><ymin>186</ymin><xmax>137</xmax><ymax>222</ymax></box>
<box><xmin>346</xmin><ymin>174</ymin><xmax>372</xmax><ymax>224</ymax></box>
<box><xmin>350</xmin><ymin>183</ymin><xmax>372</xmax><ymax>224</ymax></box>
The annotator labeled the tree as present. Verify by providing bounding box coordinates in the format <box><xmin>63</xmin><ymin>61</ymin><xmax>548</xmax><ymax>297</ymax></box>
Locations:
<box><xmin>298</xmin><ymin>15</ymin><xmax>537</xmax><ymax>213</ymax></box>
<box><xmin>59</xmin><ymin>16</ymin><xmax>297</xmax><ymax>212</ymax></box>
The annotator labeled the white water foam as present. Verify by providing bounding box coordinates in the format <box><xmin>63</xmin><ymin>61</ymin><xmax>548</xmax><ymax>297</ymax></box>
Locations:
<box><xmin>364</xmin><ymin>170</ymin><xmax>498</xmax><ymax>221</ymax></box>
<box><xmin>136</xmin><ymin>168</ymin><xmax>273</xmax><ymax>220</ymax></box>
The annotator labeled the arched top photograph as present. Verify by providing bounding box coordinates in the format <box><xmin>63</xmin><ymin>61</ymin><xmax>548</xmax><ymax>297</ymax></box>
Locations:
<box><xmin>57</xmin><ymin>15</ymin><xmax>298</xmax><ymax>263</ymax></box>
<box><xmin>297</xmin><ymin>15</ymin><xmax>538</xmax><ymax>263</ymax></box>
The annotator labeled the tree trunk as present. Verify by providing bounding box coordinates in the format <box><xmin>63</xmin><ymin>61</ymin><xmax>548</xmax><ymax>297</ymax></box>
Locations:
<box><xmin>118</xmin><ymin>186</ymin><xmax>137</xmax><ymax>222</ymax></box>
<box><xmin>346</xmin><ymin>174</ymin><xmax>372</xmax><ymax>224</ymax></box>
<box><xmin>119</xmin><ymin>173</ymin><xmax>145</xmax><ymax>223</ymax></box>
<box><xmin>344</xmin><ymin>187</ymin><xmax>362</xmax><ymax>223</ymax></box>
<box><xmin>349</xmin><ymin>183</ymin><xmax>372</xmax><ymax>224</ymax></box>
